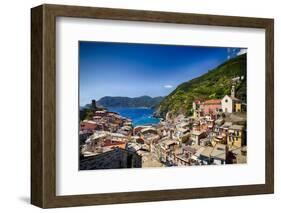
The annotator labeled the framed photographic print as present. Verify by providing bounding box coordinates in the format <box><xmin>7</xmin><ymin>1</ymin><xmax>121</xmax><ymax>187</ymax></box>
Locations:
<box><xmin>31</xmin><ymin>4</ymin><xmax>274</xmax><ymax>208</ymax></box>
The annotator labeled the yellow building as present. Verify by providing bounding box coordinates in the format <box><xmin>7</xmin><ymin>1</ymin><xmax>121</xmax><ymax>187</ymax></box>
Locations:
<box><xmin>234</xmin><ymin>103</ymin><xmax>242</xmax><ymax>112</ymax></box>
<box><xmin>227</xmin><ymin>124</ymin><xmax>245</xmax><ymax>148</ymax></box>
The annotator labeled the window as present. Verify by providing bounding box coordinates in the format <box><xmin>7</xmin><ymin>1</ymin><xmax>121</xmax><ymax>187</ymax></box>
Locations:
<box><xmin>225</xmin><ymin>99</ymin><xmax>228</xmax><ymax>103</ymax></box>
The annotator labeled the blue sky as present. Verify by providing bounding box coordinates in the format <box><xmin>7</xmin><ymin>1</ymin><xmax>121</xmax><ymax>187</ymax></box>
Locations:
<box><xmin>79</xmin><ymin>41</ymin><xmax>246</xmax><ymax>106</ymax></box>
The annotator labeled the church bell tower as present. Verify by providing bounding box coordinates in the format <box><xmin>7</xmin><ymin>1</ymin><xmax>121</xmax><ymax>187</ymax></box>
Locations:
<box><xmin>231</xmin><ymin>85</ymin><xmax>235</xmax><ymax>98</ymax></box>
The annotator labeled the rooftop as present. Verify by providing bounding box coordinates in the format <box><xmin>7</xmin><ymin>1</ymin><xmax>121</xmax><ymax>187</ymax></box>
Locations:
<box><xmin>200</xmin><ymin>146</ymin><xmax>214</xmax><ymax>157</ymax></box>
<box><xmin>220</xmin><ymin>122</ymin><xmax>233</xmax><ymax>129</ymax></box>
<box><xmin>229</xmin><ymin>124</ymin><xmax>244</xmax><ymax>131</ymax></box>
<box><xmin>95</xmin><ymin>110</ymin><xmax>107</xmax><ymax>113</ymax></box>
<box><xmin>203</xmin><ymin>99</ymin><xmax>221</xmax><ymax>105</ymax></box>
<box><xmin>194</xmin><ymin>146</ymin><xmax>206</xmax><ymax>157</ymax></box>
<box><xmin>141</xmin><ymin>127</ymin><xmax>157</xmax><ymax>133</ymax></box>
<box><xmin>210</xmin><ymin>144</ymin><xmax>226</xmax><ymax>160</ymax></box>
<box><xmin>102</xmin><ymin>139</ymin><xmax>125</xmax><ymax>147</ymax></box>
<box><xmin>183</xmin><ymin>144</ymin><xmax>201</xmax><ymax>153</ymax></box>
<box><xmin>82</xmin><ymin>120</ymin><xmax>96</xmax><ymax>124</ymax></box>
<box><xmin>160</xmin><ymin>139</ymin><xmax>178</xmax><ymax>146</ymax></box>
<box><xmin>191</xmin><ymin>130</ymin><xmax>204</xmax><ymax>136</ymax></box>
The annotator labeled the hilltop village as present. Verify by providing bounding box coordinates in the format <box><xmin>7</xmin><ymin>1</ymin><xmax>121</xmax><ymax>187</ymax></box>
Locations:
<box><xmin>79</xmin><ymin>78</ymin><xmax>247</xmax><ymax>170</ymax></box>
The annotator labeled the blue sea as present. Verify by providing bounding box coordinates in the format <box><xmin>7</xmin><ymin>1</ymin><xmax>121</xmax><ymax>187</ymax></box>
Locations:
<box><xmin>107</xmin><ymin>107</ymin><xmax>160</xmax><ymax>126</ymax></box>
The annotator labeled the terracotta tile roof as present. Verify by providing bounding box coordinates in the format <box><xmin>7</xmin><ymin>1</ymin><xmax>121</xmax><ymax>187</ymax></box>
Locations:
<box><xmin>80</xmin><ymin>121</ymin><xmax>97</xmax><ymax>130</ymax></box>
<box><xmin>102</xmin><ymin>139</ymin><xmax>126</xmax><ymax>148</ymax></box>
<box><xmin>203</xmin><ymin>99</ymin><xmax>221</xmax><ymax>105</ymax></box>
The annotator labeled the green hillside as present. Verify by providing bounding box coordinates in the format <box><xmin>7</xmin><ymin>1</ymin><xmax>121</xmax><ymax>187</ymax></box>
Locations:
<box><xmin>156</xmin><ymin>53</ymin><xmax>247</xmax><ymax>117</ymax></box>
<box><xmin>97</xmin><ymin>95</ymin><xmax>164</xmax><ymax>108</ymax></box>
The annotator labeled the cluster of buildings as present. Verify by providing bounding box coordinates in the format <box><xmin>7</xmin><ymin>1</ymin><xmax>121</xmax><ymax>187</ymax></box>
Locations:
<box><xmin>154</xmin><ymin>112</ymin><xmax>247</xmax><ymax>166</ymax></box>
<box><xmin>79</xmin><ymin>101</ymin><xmax>138</xmax><ymax>170</ymax></box>
<box><xmin>80</xmin><ymin>101</ymin><xmax>133</xmax><ymax>135</ymax></box>
<box><xmin>79</xmin><ymin>83</ymin><xmax>247</xmax><ymax>170</ymax></box>
<box><xmin>193</xmin><ymin>85</ymin><xmax>246</xmax><ymax>119</ymax></box>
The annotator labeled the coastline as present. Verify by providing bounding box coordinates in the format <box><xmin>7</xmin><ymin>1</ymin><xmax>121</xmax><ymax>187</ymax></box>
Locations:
<box><xmin>107</xmin><ymin>107</ymin><xmax>161</xmax><ymax>126</ymax></box>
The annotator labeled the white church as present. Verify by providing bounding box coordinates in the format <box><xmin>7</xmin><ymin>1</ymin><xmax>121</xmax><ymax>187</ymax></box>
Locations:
<box><xmin>221</xmin><ymin>85</ymin><xmax>242</xmax><ymax>113</ymax></box>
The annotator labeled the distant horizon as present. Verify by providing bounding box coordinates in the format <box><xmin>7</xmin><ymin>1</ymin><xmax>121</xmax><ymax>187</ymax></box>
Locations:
<box><xmin>79</xmin><ymin>41</ymin><xmax>246</xmax><ymax>106</ymax></box>
<box><xmin>80</xmin><ymin>95</ymin><xmax>166</xmax><ymax>107</ymax></box>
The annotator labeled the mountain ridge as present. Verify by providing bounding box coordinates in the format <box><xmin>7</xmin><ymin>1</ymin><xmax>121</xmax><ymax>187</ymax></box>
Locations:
<box><xmin>97</xmin><ymin>95</ymin><xmax>164</xmax><ymax>108</ymax></box>
<box><xmin>155</xmin><ymin>53</ymin><xmax>247</xmax><ymax>117</ymax></box>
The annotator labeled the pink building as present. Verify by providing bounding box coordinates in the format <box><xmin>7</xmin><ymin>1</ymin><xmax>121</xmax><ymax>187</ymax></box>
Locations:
<box><xmin>200</xmin><ymin>99</ymin><xmax>222</xmax><ymax>115</ymax></box>
<box><xmin>80</xmin><ymin>120</ymin><xmax>97</xmax><ymax>132</ymax></box>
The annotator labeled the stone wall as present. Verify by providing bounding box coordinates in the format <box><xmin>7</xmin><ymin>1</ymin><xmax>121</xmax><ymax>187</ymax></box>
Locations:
<box><xmin>79</xmin><ymin>148</ymin><xmax>142</xmax><ymax>170</ymax></box>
